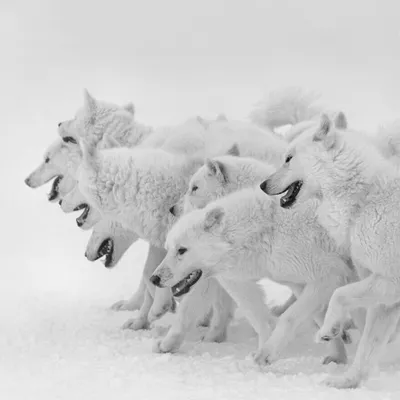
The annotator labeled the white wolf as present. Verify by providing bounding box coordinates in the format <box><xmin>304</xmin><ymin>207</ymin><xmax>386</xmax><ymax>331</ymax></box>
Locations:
<box><xmin>261</xmin><ymin>114</ymin><xmax>400</xmax><ymax>389</ymax></box>
<box><xmin>151</xmin><ymin>152</ymin><xmax>357</xmax><ymax>364</ymax></box>
<box><xmin>24</xmin><ymin>93</ymin><xmax>174</xmax><ymax>318</ymax></box>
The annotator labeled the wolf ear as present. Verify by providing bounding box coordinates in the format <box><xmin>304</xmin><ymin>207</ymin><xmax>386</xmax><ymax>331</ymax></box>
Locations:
<box><xmin>206</xmin><ymin>159</ymin><xmax>228</xmax><ymax>182</ymax></box>
<box><xmin>226</xmin><ymin>143</ymin><xmax>240</xmax><ymax>157</ymax></box>
<box><xmin>333</xmin><ymin>111</ymin><xmax>347</xmax><ymax>129</ymax></box>
<box><xmin>83</xmin><ymin>89</ymin><xmax>97</xmax><ymax>116</ymax></box>
<box><xmin>123</xmin><ymin>102</ymin><xmax>135</xmax><ymax>115</ymax></box>
<box><xmin>313</xmin><ymin>114</ymin><xmax>337</xmax><ymax>149</ymax></box>
<box><xmin>204</xmin><ymin>207</ymin><xmax>225</xmax><ymax>231</ymax></box>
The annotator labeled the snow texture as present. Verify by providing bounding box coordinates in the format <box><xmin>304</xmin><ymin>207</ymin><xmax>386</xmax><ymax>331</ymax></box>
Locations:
<box><xmin>2</xmin><ymin>238</ymin><xmax>400</xmax><ymax>400</ymax></box>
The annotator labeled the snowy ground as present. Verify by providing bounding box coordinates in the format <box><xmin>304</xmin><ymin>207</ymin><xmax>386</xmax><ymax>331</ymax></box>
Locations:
<box><xmin>2</xmin><ymin>220</ymin><xmax>400</xmax><ymax>400</ymax></box>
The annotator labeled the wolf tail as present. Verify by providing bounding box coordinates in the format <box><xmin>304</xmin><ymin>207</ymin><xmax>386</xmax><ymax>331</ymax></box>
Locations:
<box><xmin>249</xmin><ymin>87</ymin><xmax>323</xmax><ymax>130</ymax></box>
<box><xmin>80</xmin><ymin>138</ymin><xmax>99</xmax><ymax>173</ymax></box>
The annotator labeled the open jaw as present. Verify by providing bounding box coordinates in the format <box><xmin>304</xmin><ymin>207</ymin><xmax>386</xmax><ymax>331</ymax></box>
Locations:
<box><xmin>93</xmin><ymin>238</ymin><xmax>114</xmax><ymax>267</ymax></box>
<box><xmin>62</xmin><ymin>136</ymin><xmax>78</xmax><ymax>145</ymax></box>
<box><xmin>279</xmin><ymin>180</ymin><xmax>303</xmax><ymax>209</ymax></box>
<box><xmin>48</xmin><ymin>176</ymin><xmax>63</xmax><ymax>201</ymax></box>
<box><xmin>171</xmin><ymin>270</ymin><xmax>203</xmax><ymax>297</ymax></box>
<box><xmin>75</xmin><ymin>204</ymin><xmax>90</xmax><ymax>227</ymax></box>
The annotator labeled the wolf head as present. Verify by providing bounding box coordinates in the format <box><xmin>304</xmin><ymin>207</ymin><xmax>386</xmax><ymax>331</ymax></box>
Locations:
<box><xmin>151</xmin><ymin>206</ymin><xmax>230</xmax><ymax>297</ymax></box>
<box><xmin>59</xmin><ymin>184</ymin><xmax>101</xmax><ymax>229</ymax></box>
<box><xmin>72</xmin><ymin>90</ymin><xmax>144</xmax><ymax>148</ymax></box>
<box><xmin>259</xmin><ymin>112</ymin><xmax>351</xmax><ymax>208</ymax></box>
<box><xmin>181</xmin><ymin>145</ymin><xmax>275</xmax><ymax>214</ymax></box>
<box><xmin>85</xmin><ymin>219</ymin><xmax>139</xmax><ymax>268</ymax></box>
<box><xmin>24</xmin><ymin>138</ymin><xmax>81</xmax><ymax>202</ymax></box>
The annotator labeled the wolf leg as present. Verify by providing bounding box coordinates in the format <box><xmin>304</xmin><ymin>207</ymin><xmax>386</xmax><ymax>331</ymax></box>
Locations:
<box><xmin>316</xmin><ymin>274</ymin><xmax>400</xmax><ymax>342</ymax></box>
<box><xmin>153</xmin><ymin>279</ymin><xmax>212</xmax><ymax>353</ymax></box>
<box><xmin>122</xmin><ymin>287</ymin><xmax>153</xmax><ymax>330</ymax></box>
<box><xmin>255</xmin><ymin>280</ymin><xmax>339</xmax><ymax>365</ymax></box>
<box><xmin>217</xmin><ymin>277</ymin><xmax>274</xmax><ymax>357</ymax></box>
<box><xmin>323</xmin><ymin>302</ymin><xmax>400</xmax><ymax>389</ymax></box>
<box><xmin>202</xmin><ymin>279</ymin><xmax>235</xmax><ymax>343</ymax></box>
<box><xmin>142</xmin><ymin>246</ymin><xmax>175</xmax><ymax>323</ymax></box>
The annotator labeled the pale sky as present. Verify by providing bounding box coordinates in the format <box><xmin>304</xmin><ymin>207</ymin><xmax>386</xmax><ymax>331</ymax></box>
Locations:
<box><xmin>3</xmin><ymin>0</ymin><xmax>400</xmax><ymax>288</ymax></box>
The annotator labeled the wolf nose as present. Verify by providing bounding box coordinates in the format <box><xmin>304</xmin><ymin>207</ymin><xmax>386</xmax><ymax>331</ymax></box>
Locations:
<box><xmin>169</xmin><ymin>205</ymin><xmax>176</xmax><ymax>216</ymax></box>
<box><xmin>58</xmin><ymin>200</ymin><xmax>63</xmax><ymax>206</ymax></box>
<box><xmin>58</xmin><ymin>122</ymin><xmax>62</xmax><ymax>127</ymax></box>
<box><xmin>24</xmin><ymin>177</ymin><xmax>31</xmax><ymax>187</ymax></box>
<box><xmin>259</xmin><ymin>180</ymin><xmax>267</xmax><ymax>193</ymax></box>
<box><xmin>76</xmin><ymin>219</ymin><xmax>83</xmax><ymax>227</ymax></box>
<box><xmin>84</xmin><ymin>251</ymin><xmax>88</xmax><ymax>259</ymax></box>
<box><xmin>150</xmin><ymin>275</ymin><xmax>162</xmax><ymax>288</ymax></box>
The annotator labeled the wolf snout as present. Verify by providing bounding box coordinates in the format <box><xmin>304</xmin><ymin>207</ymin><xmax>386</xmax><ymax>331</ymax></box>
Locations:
<box><xmin>259</xmin><ymin>180</ymin><xmax>268</xmax><ymax>193</ymax></box>
<box><xmin>169</xmin><ymin>205</ymin><xmax>176</xmax><ymax>216</ymax></box>
<box><xmin>150</xmin><ymin>274</ymin><xmax>163</xmax><ymax>288</ymax></box>
<box><xmin>260</xmin><ymin>178</ymin><xmax>280</xmax><ymax>195</ymax></box>
<box><xmin>24</xmin><ymin>177</ymin><xmax>32</xmax><ymax>187</ymax></box>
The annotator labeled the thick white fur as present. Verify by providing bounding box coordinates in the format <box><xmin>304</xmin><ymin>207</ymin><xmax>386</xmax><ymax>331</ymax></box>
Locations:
<box><xmin>262</xmin><ymin>115</ymin><xmax>400</xmax><ymax>388</ymax></box>
<box><xmin>154</xmin><ymin>188</ymin><xmax>356</xmax><ymax>364</ymax></box>
<box><xmin>61</xmin><ymin>90</ymin><xmax>152</xmax><ymax>147</ymax></box>
<box><xmin>25</xmin><ymin>92</ymin><xmax>165</xmax><ymax>316</ymax></box>
<box><xmin>153</xmin><ymin>153</ymin><xmax>356</xmax><ymax>364</ymax></box>
<box><xmin>142</xmin><ymin>115</ymin><xmax>288</xmax><ymax>167</ymax></box>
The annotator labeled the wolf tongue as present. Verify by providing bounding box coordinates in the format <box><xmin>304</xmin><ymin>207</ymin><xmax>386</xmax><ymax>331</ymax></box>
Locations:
<box><xmin>281</xmin><ymin>184</ymin><xmax>295</xmax><ymax>204</ymax></box>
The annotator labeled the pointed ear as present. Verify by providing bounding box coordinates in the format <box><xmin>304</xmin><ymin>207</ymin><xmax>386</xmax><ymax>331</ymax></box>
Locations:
<box><xmin>334</xmin><ymin>111</ymin><xmax>347</xmax><ymax>129</ymax></box>
<box><xmin>206</xmin><ymin>159</ymin><xmax>227</xmax><ymax>182</ymax></box>
<box><xmin>123</xmin><ymin>102</ymin><xmax>135</xmax><ymax>115</ymax></box>
<box><xmin>313</xmin><ymin>114</ymin><xmax>336</xmax><ymax>148</ymax></box>
<box><xmin>226</xmin><ymin>143</ymin><xmax>240</xmax><ymax>157</ymax></box>
<box><xmin>313</xmin><ymin>114</ymin><xmax>331</xmax><ymax>142</ymax></box>
<box><xmin>83</xmin><ymin>89</ymin><xmax>97</xmax><ymax>116</ymax></box>
<box><xmin>204</xmin><ymin>207</ymin><xmax>225</xmax><ymax>231</ymax></box>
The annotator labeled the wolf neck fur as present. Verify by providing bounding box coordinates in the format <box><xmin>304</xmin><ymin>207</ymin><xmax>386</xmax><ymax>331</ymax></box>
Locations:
<box><xmin>318</xmin><ymin>133</ymin><xmax>390</xmax><ymax>250</ymax></box>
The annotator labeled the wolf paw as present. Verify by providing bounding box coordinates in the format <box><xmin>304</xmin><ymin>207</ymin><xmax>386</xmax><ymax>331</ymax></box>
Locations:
<box><xmin>111</xmin><ymin>299</ymin><xmax>141</xmax><ymax>312</ymax></box>
<box><xmin>316</xmin><ymin>323</ymin><xmax>341</xmax><ymax>342</ymax></box>
<box><xmin>152</xmin><ymin>335</ymin><xmax>182</xmax><ymax>354</ymax></box>
<box><xmin>322</xmin><ymin>373</ymin><xmax>361</xmax><ymax>389</ymax></box>
<box><xmin>252</xmin><ymin>346</ymin><xmax>276</xmax><ymax>366</ymax></box>
<box><xmin>122</xmin><ymin>317</ymin><xmax>149</xmax><ymax>331</ymax></box>
<box><xmin>322</xmin><ymin>353</ymin><xmax>347</xmax><ymax>365</ymax></box>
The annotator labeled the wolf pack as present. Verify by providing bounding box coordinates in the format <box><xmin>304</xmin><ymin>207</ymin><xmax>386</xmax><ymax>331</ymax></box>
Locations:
<box><xmin>25</xmin><ymin>88</ymin><xmax>400</xmax><ymax>390</ymax></box>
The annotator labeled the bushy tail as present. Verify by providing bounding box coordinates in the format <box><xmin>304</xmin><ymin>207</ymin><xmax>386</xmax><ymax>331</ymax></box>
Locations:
<box><xmin>250</xmin><ymin>87</ymin><xmax>323</xmax><ymax>130</ymax></box>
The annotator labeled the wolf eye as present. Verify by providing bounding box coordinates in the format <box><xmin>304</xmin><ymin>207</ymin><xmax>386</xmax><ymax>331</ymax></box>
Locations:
<box><xmin>177</xmin><ymin>247</ymin><xmax>187</xmax><ymax>256</ymax></box>
<box><xmin>285</xmin><ymin>155</ymin><xmax>293</xmax><ymax>164</ymax></box>
<box><xmin>45</xmin><ymin>157</ymin><xmax>50</xmax><ymax>163</ymax></box>
<box><xmin>63</xmin><ymin>136</ymin><xmax>78</xmax><ymax>144</ymax></box>
<box><xmin>191</xmin><ymin>185</ymin><xmax>198</xmax><ymax>193</ymax></box>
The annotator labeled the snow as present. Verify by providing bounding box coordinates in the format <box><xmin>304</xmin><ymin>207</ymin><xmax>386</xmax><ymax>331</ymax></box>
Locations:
<box><xmin>2</xmin><ymin>230</ymin><xmax>400</xmax><ymax>400</ymax></box>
